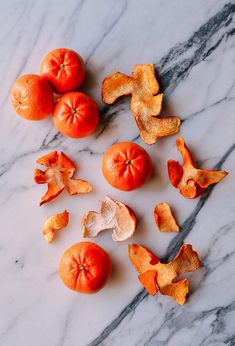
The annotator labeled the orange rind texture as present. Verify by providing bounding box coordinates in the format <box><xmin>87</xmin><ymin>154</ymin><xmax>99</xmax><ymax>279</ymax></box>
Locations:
<box><xmin>154</xmin><ymin>203</ymin><xmax>179</xmax><ymax>232</ymax></box>
<box><xmin>34</xmin><ymin>151</ymin><xmax>92</xmax><ymax>206</ymax></box>
<box><xmin>168</xmin><ymin>137</ymin><xmax>228</xmax><ymax>198</ymax></box>
<box><xmin>43</xmin><ymin>210</ymin><xmax>69</xmax><ymax>243</ymax></box>
<box><xmin>82</xmin><ymin>196</ymin><xmax>137</xmax><ymax>242</ymax></box>
<box><xmin>102</xmin><ymin>64</ymin><xmax>181</xmax><ymax>145</ymax></box>
<box><xmin>102</xmin><ymin>64</ymin><xmax>162</xmax><ymax>116</ymax></box>
<box><xmin>135</xmin><ymin>113</ymin><xmax>181</xmax><ymax>145</ymax></box>
<box><xmin>138</xmin><ymin>270</ymin><xmax>159</xmax><ymax>296</ymax></box>
<box><xmin>129</xmin><ymin>243</ymin><xmax>202</xmax><ymax>305</ymax></box>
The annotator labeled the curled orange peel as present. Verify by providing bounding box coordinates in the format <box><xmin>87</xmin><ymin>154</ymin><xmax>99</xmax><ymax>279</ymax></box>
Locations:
<box><xmin>168</xmin><ymin>137</ymin><xmax>228</xmax><ymax>198</ymax></box>
<box><xmin>43</xmin><ymin>210</ymin><xmax>69</xmax><ymax>243</ymax></box>
<box><xmin>82</xmin><ymin>196</ymin><xmax>137</xmax><ymax>242</ymax></box>
<box><xmin>129</xmin><ymin>243</ymin><xmax>202</xmax><ymax>305</ymax></box>
<box><xmin>102</xmin><ymin>64</ymin><xmax>163</xmax><ymax>117</ymax></box>
<box><xmin>34</xmin><ymin>151</ymin><xmax>92</xmax><ymax>206</ymax></box>
<box><xmin>102</xmin><ymin>64</ymin><xmax>181</xmax><ymax>145</ymax></box>
<box><xmin>154</xmin><ymin>203</ymin><xmax>179</xmax><ymax>232</ymax></box>
<box><xmin>135</xmin><ymin>113</ymin><xmax>181</xmax><ymax>145</ymax></box>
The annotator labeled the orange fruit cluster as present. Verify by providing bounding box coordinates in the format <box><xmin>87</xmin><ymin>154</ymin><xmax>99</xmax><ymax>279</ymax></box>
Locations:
<box><xmin>11</xmin><ymin>48</ymin><xmax>99</xmax><ymax>138</ymax></box>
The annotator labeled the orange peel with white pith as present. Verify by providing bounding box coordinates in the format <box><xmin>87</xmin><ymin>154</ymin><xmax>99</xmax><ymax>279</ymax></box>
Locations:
<box><xmin>102</xmin><ymin>64</ymin><xmax>181</xmax><ymax>145</ymax></box>
<box><xmin>168</xmin><ymin>137</ymin><xmax>228</xmax><ymax>199</ymax></box>
<box><xmin>43</xmin><ymin>210</ymin><xmax>69</xmax><ymax>243</ymax></box>
<box><xmin>129</xmin><ymin>243</ymin><xmax>202</xmax><ymax>305</ymax></box>
<box><xmin>154</xmin><ymin>203</ymin><xmax>179</xmax><ymax>232</ymax></box>
<box><xmin>82</xmin><ymin>196</ymin><xmax>137</xmax><ymax>242</ymax></box>
<box><xmin>34</xmin><ymin>151</ymin><xmax>92</xmax><ymax>206</ymax></box>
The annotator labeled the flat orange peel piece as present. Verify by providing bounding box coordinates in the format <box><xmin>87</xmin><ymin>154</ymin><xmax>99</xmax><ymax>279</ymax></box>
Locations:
<box><xmin>34</xmin><ymin>151</ymin><xmax>92</xmax><ymax>206</ymax></box>
<box><xmin>128</xmin><ymin>243</ymin><xmax>202</xmax><ymax>304</ymax></box>
<box><xmin>43</xmin><ymin>210</ymin><xmax>69</xmax><ymax>243</ymax></box>
<box><xmin>154</xmin><ymin>203</ymin><xmax>179</xmax><ymax>232</ymax></box>
<box><xmin>138</xmin><ymin>270</ymin><xmax>159</xmax><ymax>296</ymax></box>
<box><xmin>168</xmin><ymin>137</ymin><xmax>228</xmax><ymax>198</ymax></box>
<box><xmin>82</xmin><ymin>196</ymin><xmax>137</xmax><ymax>242</ymax></box>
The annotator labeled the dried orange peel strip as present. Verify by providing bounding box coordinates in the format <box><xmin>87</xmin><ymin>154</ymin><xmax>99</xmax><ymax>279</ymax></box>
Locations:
<box><xmin>154</xmin><ymin>203</ymin><xmax>179</xmax><ymax>232</ymax></box>
<box><xmin>82</xmin><ymin>196</ymin><xmax>137</xmax><ymax>242</ymax></box>
<box><xmin>135</xmin><ymin>113</ymin><xmax>181</xmax><ymax>145</ymax></box>
<box><xmin>102</xmin><ymin>64</ymin><xmax>181</xmax><ymax>145</ymax></box>
<box><xmin>34</xmin><ymin>151</ymin><xmax>92</xmax><ymax>206</ymax></box>
<box><xmin>168</xmin><ymin>137</ymin><xmax>228</xmax><ymax>198</ymax></box>
<box><xmin>129</xmin><ymin>243</ymin><xmax>202</xmax><ymax>305</ymax></box>
<box><xmin>43</xmin><ymin>210</ymin><xmax>69</xmax><ymax>243</ymax></box>
<box><xmin>102</xmin><ymin>64</ymin><xmax>162</xmax><ymax>117</ymax></box>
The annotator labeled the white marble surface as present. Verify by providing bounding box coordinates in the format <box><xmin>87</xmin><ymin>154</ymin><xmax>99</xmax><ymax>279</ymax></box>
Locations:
<box><xmin>0</xmin><ymin>0</ymin><xmax>235</xmax><ymax>345</ymax></box>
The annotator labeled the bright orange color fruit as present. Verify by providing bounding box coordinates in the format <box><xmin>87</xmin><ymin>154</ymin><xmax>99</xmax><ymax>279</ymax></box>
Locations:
<box><xmin>11</xmin><ymin>74</ymin><xmax>54</xmax><ymax>121</ymax></box>
<box><xmin>52</xmin><ymin>91</ymin><xmax>99</xmax><ymax>138</ymax></box>
<box><xmin>40</xmin><ymin>48</ymin><xmax>86</xmax><ymax>94</ymax></box>
<box><xmin>59</xmin><ymin>242</ymin><xmax>112</xmax><ymax>294</ymax></box>
<box><xmin>102</xmin><ymin>142</ymin><xmax>153</xmax><ymax>191</ymax></box>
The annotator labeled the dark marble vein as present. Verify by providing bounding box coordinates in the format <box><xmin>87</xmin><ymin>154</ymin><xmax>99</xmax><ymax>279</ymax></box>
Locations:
<box><xmin>182</xmin><ymin>96</ymin><xmax>235</xmax><ymax>122</ymax></box>
<box><xmin>224</xmin><ymin>335</ymin><xmax>235</xmax><ymax>346</ymax></box>
<box><xmin>87</xmin><ymin>289</ymin><xmax>148</xmax><ymax>346</ymax></box>
<box><xmin>96</xmin><ymin>100</ymin><xmax>128</xmax><ymax>138</ymax></box>
<box><xmin>146</xmin><ymin>299</ymin><xmax>235</xmax><ymax>346</ymax></box>
<box><xmin>39</xmin><ymin>131</ymin><xmax>64</xmax><ymax>149</ymax></box>
<box><xmin>98</xmin><ymin>2</ymin><xmax>235</xmax><ymax>136</ymax></box>
<box><xmin>158</xmin><ymin>3</ymin><xmax>235</xmax><ymax>92</ymax></box>
<box><xmin>87</xmin><ymin>140</ymin><xmax>234</xmax><ymax>345</ymax></box>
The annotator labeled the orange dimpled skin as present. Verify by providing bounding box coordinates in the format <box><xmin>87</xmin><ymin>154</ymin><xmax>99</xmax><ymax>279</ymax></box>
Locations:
<box><xmin>102</xmin><ymin>142</ymin><xmax>153</xmax><ymax>191</ymax></box>
<box><xmin>59</xmin><ymin>242</ymin><xmax>112</xmax><ymax>294</ymax></box>
<box><xmin>40</xmin><ymin>48</ymin><xmax>86</xmax><ymax>94</ymax></box>
<box><xmin>52</xmin><ymin>92</ymin><xmax>99</xmax><ymax>138</ymax></box>
<box><xmin>11</xmin><ymin>74</ymin><xmax>54</xmax><ymax>120</ymax></box>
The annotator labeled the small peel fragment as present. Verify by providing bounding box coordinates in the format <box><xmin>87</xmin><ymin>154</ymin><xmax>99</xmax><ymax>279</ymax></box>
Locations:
<box><xmin>160</xmin><ymin>279</ymin><xmax>189</xmax><ymax>305</ymax></box>
<box><xmin>168</xmin><ymin>137</ymin><xmax>228</xmax><ymax>198</ymax></box>
<box><xmin>43</xmin><ymin>210</ymin><xmax>69</xmax><ymax>243</ymax></box>
<box><xmin>34</xmin><ymin>151</ymin><xmax>92</xmax><ymax>206</ymax></box>
<box><xmin>135</xmin><ymin>114</ymin><xmax>181</xmax><ymax>145</ymax></box>
<box><xmin>128</xmin><ymin>243</ymin><xmax>202</xmax><ymax>305</ymax></box>
<box><xmin>138</xmin><ymin>270</ymin><xmax>159</xmax><ymax>296</ymax></box>
<box><xmin>154</xmin><ymin>203</ymin><xmax>179</xmax><ymax>232</ymax></box>
<box><xmin>82</xmin><ymin>196</ymin><xmax>137</xmax><ymax>242</ymax></box>
<box><xmin>102</xmin><ymin>64</ymin><xmax>181</xmax><ymax>145</ymax></box>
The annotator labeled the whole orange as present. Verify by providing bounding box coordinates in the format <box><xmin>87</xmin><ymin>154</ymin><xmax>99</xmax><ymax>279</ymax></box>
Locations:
<box><xmin>52</xmin><ymin>91</ymin><xmax>99</xmax><ymax>138</ymax></box>
<box><xmin>59</xmin><ymin>242</ymin><xmax>112</xmax><ymax>294</ymax></box>
<box><xmin>40</xmin><ymin>48</ymin><xmax>85</xmax><ymax>94</ymax></box>
<box><xmin>102</xmin><ymin>142</ymin><xmax>153</xmax><ymax>191</ymax></box>
<box><xmin>11</xmin><ymin>74</ymin><xmax>54</xmax><ymax>121</ymax></box>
